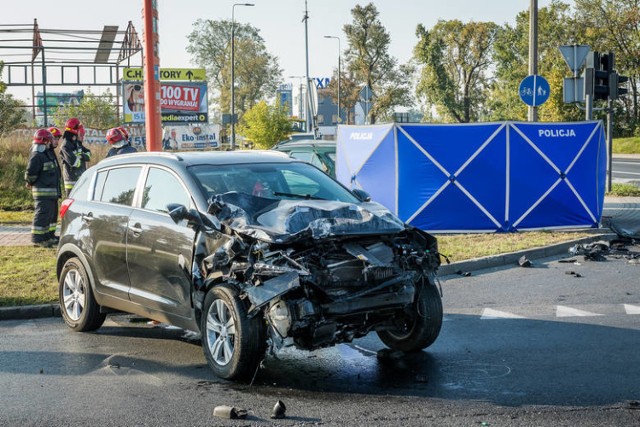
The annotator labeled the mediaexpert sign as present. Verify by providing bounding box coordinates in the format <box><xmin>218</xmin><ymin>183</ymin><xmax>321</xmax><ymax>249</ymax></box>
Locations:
<box><xmin>122</xmin><ymin>81</ymin><xmax>209</xmax><ymax>124</ymax></box>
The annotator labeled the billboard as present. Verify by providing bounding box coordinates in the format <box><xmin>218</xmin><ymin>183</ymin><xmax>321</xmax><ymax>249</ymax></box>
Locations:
<box><xmin>122</xmin><ymin>81</ymin><xmax>209</xmax><ymax>124</ymax></box>
<box><xmin>36</xmin><ymin>90</ymin><xmax>84</xmax><ymax>116</ymax></box>
<box><xmin>162</xmin><ymin>124</ymin><xmax>220</xmax><ymax>150</ymax></box>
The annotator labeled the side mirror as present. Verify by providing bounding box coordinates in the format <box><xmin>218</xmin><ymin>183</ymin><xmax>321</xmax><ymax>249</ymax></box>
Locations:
<box><xmin>167</xmin><ymin>203</ymin><xmax>202</xmax><ymax>227</ymax></box>
<box><xmin>352</xmin><ymin>188</ymin><xmax>371</xmax><ymax>202</ymax></box>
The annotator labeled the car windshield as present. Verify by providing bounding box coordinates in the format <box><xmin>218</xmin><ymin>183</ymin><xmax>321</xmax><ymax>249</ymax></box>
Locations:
<box><xmin>189</xmin><ymin>161</ymin><xmax>359</xmax><ymax>204</ymax></box>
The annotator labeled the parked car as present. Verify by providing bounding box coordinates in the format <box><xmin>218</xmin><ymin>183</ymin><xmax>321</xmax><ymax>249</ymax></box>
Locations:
<box><xmin>56</xmin><ymin>151</ymin><xmax>442</xmax><ymax>380</ymax></box>
<box><xmin>272</xmin><ymin>139</ymin><xmax>336</xmax><ymax>177</ymax></box>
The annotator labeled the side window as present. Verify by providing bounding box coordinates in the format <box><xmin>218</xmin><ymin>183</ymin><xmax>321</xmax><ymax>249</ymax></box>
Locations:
<box><xmin>142</xmin><ymin>167</ymin><xmax>191</xmax><ymax>212</ymax></box>
<box><xmin>290</xmin><ymin>151</ymin><xmax>324</xmax><ymax>170</ymax></box>
<box><xmin>70</xmin><ymin>172</ymin><xmax>92</xmax><ymax>201</ymax></box>
<box><xmin>99</xmin><ymin>167</ymin><xmax>142</xmax><ymax>206</ymax></box>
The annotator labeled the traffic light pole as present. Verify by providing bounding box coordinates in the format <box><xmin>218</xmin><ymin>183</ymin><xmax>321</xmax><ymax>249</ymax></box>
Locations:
<box><xmin>607</xmin><ymin>98</ymin><xmax>613</xmax><ymax>193</ymax></box>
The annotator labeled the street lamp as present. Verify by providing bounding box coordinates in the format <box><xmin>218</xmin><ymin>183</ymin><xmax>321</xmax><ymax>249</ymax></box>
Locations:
<box><xmin>324</xmin><ymin>35</ymin><xmax>341</xmax><ymax>125</ymax></box>
<box><xmin>231</xmin><ymin>2</ymin><xmax>254</xmax><ymax>150</ymax></box>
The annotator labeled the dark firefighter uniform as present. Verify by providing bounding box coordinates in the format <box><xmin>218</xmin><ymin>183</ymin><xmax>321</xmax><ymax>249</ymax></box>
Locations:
<box><xmin>25</xmin><ymin>137</ymin><xmax>62</xmax><ymax>244</ymax></box>
<box><xmin>60</xmin><ymin>136</ymin><xmax>91</xmax><ymax>194</ymax></box>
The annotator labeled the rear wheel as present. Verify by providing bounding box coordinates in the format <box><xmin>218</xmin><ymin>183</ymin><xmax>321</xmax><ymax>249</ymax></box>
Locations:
<box><xmin>201</xmin><ymin>284</ymin><xmax>266</xmax><ymax>380</ymax></box>
<box><xmin>377</xmin><ymin>281</ymin><xmax>442</xmax><ymax>352</ymax></box>
<box><xmin>59</xmin><ymin>257</ymin><xmax>106</xmax><ymax>331</ymax></box>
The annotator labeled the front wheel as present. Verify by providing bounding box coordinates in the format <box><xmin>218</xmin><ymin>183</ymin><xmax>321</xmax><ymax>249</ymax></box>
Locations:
<box><xmin>201</xmin><ymin>284</ymin><xmax>266</xmax><ymax>380</ymax></box>
<box><xmin>59</xmin><ymin>257</ymin><xmax>106</xmax><ymax>331</ymax></box>
<box><xmin>377</xmin><ymin>281</ymin><xmax>443</xmax><ymax>352</ymax></box>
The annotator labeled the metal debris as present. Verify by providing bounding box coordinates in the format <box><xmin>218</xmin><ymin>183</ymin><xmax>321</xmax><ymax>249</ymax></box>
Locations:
<box><xmin>271</xmin><ymin>400</ymin><xmax>286</xmax><ymax>419</ymax></box>
<box><xmin>565</xmin><ymin>271</ymin><xmax>582</xmax><ymax>278</ymax></box>
<box><xmin>518</xmin><ymin>255</ymin><xmax>532</xmax><ymax>267</ymax></box>
<box><xmin>455</xmin><ymin>270</ymin><xmax>472</xmax><ymax>277</ymax></box>
<box><xmin>213</xmin><ymin>405</ymin><xmax>248</xmax><ymax>419</ymax></box>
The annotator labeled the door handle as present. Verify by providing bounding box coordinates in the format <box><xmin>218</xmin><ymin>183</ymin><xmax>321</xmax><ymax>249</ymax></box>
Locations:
<box><xmin>129</xmin><ymin>223</ymin><xmax>143</xmax><ymax>234</ymax></box>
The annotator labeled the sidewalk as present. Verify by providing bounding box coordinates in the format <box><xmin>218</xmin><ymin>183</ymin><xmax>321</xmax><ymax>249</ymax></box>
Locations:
<box><xmin>1</xmin><ymin>197</ymin><xmax>639</xmax><ymax>321</ymax></box>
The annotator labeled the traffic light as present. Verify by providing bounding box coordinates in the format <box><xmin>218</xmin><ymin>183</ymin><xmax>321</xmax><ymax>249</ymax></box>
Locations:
<box><xmin>585</xmin><ymin>52</ymin><xmax>610</xmax><ymax>100</ymax></box>
<box><xmin>617</xmin><ymin>74</ymin><xmax>628</xmax><ymax>98</ymax></box>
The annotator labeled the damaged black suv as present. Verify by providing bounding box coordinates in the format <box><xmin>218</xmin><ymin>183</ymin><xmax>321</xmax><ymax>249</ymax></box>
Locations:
<box><xmin>56</xmin><ymin>151</ymin><xmax>442</xmax><ymax>380</ymax></box>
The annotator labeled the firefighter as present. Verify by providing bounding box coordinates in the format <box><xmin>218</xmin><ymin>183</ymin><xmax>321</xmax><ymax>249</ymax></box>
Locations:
<box><xmin>60</xmin><ymin>117</ymin><xmax>91</xmax><ymax>195</ymax></box>
<box><xmin>105</xmin><ymin>127</ymin><xmax>138</xmax><ymax>157</ymax></box>
<box><xmin>24</xmin><ymin>129</ymin><xmax>62</xmax><ymax>248</ymax></box>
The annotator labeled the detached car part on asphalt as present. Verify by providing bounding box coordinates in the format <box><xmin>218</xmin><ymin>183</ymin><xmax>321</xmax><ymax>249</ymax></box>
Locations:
<box><xmin>56</xmin><ymin>151</ymin><xmax>443</xmax><ymax>380</ymax></box>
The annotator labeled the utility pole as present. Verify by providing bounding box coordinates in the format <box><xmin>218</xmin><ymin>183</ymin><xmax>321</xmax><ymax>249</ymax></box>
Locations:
<box><xmin>303</xmin><ymin>0</ymin><xmax>315</xmax><ymax>137</ymax></box>
<box><xmin>142</xmin><ymin>0</ymin><xmax>162</xmax><ymax>151</ymax></box>
<box><xmin>231</xmin><ymin>3</ymin><xmax>254</xmax><ymax>150</ymax></box>
<box><xmin>528</xmin><ymin>0</ymin><xmax>538</xmax><ymax>122</ymax></box>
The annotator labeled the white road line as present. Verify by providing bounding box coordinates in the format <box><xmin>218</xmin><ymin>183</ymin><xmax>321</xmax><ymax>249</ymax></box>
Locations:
<box><xmin>481</xmin><ymin>308</ymin><xmax>525</xmax><ymax>320</ymax></box>
<box><xmin>556</xmin><ymin>305</ymin><xmax>603</xmax><ymax>317</ymax></box>
<box><xmin>624</xmin><ymin>304</ymin><xmax>640</xmax><ymax>315</ymax></box>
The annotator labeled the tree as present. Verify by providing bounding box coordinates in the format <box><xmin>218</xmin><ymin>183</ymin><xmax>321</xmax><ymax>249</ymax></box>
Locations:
<box><xmin>237</xmin><ymin>101</ymin><xmax>290</xmax><ymax>149</ymax></box>
<box><xmin>0</xmin><ymin>63</ymin><xmax>27</xmax><ymax>134</ymax></box>
<box><xmin>326</xmin><ymin>70</ymin><xmax>360</xmax><ymax>124</ymax></box>
<box><xmin>414</xmin><ymin>20</ymin><xmax>499</xmax><ymax>123</ymax></box>
<box><xmin>573</xmin><ymin>0</ymin><xmax>640</xmax><ymax>135</ymax></box>
<box><xmin>343</xmin><ymin>3</ymin><xmax>410</xmax><ymax>124</ymax></box>
<box><xmin>187</xmin><ymin>19</ymin><xmax>282</xmax><ymax>121</ymax></box>
<box><xmin>488</xmin><ymin>1</ymin><xmax>583</xmax><ymax>123</ymax></box>
<box><xmin>51</xmin><ymin>89</ymin><xmax>118</xmax><ymax>129</ymax></box>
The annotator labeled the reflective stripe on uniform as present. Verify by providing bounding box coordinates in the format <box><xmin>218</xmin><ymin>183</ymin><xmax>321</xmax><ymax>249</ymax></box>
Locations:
<box><xmin>42</xmin><ymin>161</ymin><xmax>56</xmax><ymax>172</ymax></box>
<box><xmin>49</xmin><ymin>223</ymin><xmax>57</xmax><ymax>232</ymax></box>
<box><xmin>31</xmin><ymin>225</ymin><xmax>48</xmax><ymax>235</ymax></box>
<box><xmin>32</xmin><ymin>188</ymin><xmax>59</xmax><ymax>197</ymax></box>
<box><xmin>64</xmin><ymin>181</ymin><xmax>76</xmax><ymax>190</ymax></box>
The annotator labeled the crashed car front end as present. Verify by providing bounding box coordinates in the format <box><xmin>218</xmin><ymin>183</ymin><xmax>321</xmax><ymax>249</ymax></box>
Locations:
<box><xmin>193</xmin><ymin>192</ymin><xmax>441</xmax><ymax>352</ymax></box>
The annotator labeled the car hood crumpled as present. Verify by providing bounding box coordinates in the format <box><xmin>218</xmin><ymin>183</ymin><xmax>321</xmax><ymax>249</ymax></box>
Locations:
<box><xmin>209</xmin><ymin>192</ymin><xmax>406</xmax><ymax>243</ymax></box>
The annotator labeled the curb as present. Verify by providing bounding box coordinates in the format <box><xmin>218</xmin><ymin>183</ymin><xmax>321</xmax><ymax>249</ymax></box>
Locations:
<box><xmin>0</xmin><ymin>303</ymin><xmax>60</xmax><ymax>321</ymax></box>
<box><xmin>0</xmin><ymin>232</ymin><xmax>621</xmax><ymax>322</ymax></box>
<box><xmin>438</xmin><ymin>232</ymin><xmax>618</xmax><ymax>276</ymax></box>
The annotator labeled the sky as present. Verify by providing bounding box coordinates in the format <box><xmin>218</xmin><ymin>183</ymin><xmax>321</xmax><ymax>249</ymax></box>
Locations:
<box><xmin>1</xmin><ymin>0</ymin><xmax>566</xmax><ymax>101</ymax></box>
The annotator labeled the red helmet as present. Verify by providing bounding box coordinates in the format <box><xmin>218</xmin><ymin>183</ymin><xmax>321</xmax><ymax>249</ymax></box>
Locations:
<box><xmin>117</xmin><ymin>126</ymin><xmax>130</xmax><ymax>140</ymax></box>
<box><xmin>33</xmin><ymin>129</ymin><xmax>54</xmax><ymax>145</ymax></box>
<box><xmin>48</xmin><ymin>127</ymin><xmax>62</xmax><ymax>138</ymax></box>
<box><xmin>106</xmin><ymin>127</ymin><xmax>126</xmax><ymax>145</ymax></box>
<box><xmin>77</xmin><ymin>124</ymin><xmax>86</xmax><ymax>140</ymax></box>
<box><xmin>64</xmin><ymin>117</ymin><xmax>82</xmax><ymax>134</ymax></box>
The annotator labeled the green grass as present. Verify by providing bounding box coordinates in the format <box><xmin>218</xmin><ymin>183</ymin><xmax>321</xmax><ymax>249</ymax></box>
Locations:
<box><xmin>613</xmin><ymin>137</ymin><xmax>640</xmax><ymax>154</ymax></box>
<box><xmin>0</xmin><ymin>210</ymin><xmax>33</xmax><ymax>225</ymax></box>
<box><xmin>0</xmin><ymin>246</ymin><xmax>58</xmax><ymax>306</ymax></box>
<box><xmin>436</xmin><ymin>231</ymin><xmax>592</xmax><ymax>263</ymax></box>
<box><xmin>607</xmin><ymin>183</ymin><xmax>640</xmax><ymax>197</ymax></box>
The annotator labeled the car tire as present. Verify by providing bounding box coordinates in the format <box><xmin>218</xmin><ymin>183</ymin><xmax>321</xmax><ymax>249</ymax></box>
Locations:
<box><xmin>377</xmin><ymin>281</ymin><xmax>443</xmax><ymax>352</ymax></box>
<box><xmin>201</xmin><ymin>284</ymin><xmax>267</xmax><ymax>380</ymax></box>
<box><xmin>59</xmin><ymin>257</ymin><xmax>106</xmax><ymax>332</ymax></box>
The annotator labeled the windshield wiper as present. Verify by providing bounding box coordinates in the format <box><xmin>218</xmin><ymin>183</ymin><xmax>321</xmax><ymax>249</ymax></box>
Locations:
<box><xmin>272</xmin><ymin>191</ymin><xmax>325</xmax><ymax>200</ymax></box>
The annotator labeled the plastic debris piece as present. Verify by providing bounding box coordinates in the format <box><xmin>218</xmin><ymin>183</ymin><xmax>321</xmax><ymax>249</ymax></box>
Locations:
<box><xmin>558</xmin><ymin>258</ymin><xmax>577</xmax><ymax>263</ymax></box>
<box><xmin>455</xmin><ymin>270</ymin><xmax>472</xmax><ymax>277</ymax></box>
<box><xmin>271</xmin><ymin>400</ymin><xmax>286</xmax><ymax>419</ymax></box>
<box><xmin>213</xmin><ymin>405</ymin><xmax>248</xmax><ymax>419</ymax></box>
<box><xmin>565</xmin><ymin>271</ymin><xmax>582</xmax><ymax>278</ymax></box>
<box><xmin>518</xmin><ymin>255</ymin><xmax>532</xmax><ymax>267</ymax></box>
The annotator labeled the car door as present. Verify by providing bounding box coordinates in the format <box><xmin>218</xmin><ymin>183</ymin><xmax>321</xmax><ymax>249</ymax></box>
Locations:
<box><xmin>88</xmin><ymin>166</ymin><xmax>142</xmax><ymax>301</ymax></box>
<box><xmin>126</xmin><ymin>166</ymin><xmax>195</xmax><ymax>319</ymax></box>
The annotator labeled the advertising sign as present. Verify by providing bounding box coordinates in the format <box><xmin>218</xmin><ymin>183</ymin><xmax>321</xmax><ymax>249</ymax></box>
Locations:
<box><xmin>277</xmin><ymin>89</ymin><xmax>293</xmax><ymax>116</ymax></box>
<box><xmin>162</xmin><ymin>124</ymin><xmax>220</xmax><ymax>150</ymax></box>
<box><xmin>122</xmin><ymin>81</ymin><xmax>209</xmax><ymax>124</ymax></box>
<box><xmin>123</xmin><ymin>67</ymin><xmax>206</xmax><ymax>81</ymax></box>
<box><xmin>36</xmin><ymin>90</ymin><xmax>84</xmax><ymax>116</ymax></box>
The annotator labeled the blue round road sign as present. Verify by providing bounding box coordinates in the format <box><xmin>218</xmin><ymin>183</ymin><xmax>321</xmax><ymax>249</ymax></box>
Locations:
<box><xmin>519</xmin><ymin>75</ymin><xmax>550</xmax><ymax>107</ymax></box>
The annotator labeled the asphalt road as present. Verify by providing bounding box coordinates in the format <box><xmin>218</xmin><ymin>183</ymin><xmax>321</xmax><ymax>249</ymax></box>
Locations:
<box><xmin>1</xmin><ymin>248</ymin><xmax>640</xmax><ymax>426</ymax></box>
<box><xmin>613</xmin><ymin>157</ymin><xmax>640</xmax><ymax>185</ymax></box>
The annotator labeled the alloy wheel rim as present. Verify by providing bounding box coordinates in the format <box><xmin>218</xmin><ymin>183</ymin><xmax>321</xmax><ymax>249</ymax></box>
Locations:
<box><xmin>206</xmin><ymin>299</ymin><xmax>236</xmax><ymax>366</ymax></box>
<box><xmin>62</xmin><ymin>269</ymin><xmax>86</xmax><ymax>321</ymax></box>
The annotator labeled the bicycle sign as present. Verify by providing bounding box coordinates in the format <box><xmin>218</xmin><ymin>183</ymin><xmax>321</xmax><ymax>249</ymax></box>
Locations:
<box><xmin>519</xmin><ymin>75</ymin><xmax>550</xmax><ymax>107</ymax></box>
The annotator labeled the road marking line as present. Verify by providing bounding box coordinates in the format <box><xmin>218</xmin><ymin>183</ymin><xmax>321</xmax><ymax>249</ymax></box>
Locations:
<box><xmin>481</xmin><ymin>308</ymin><xmax>525</xmax><ymax>320</ymax></box>
<box><xmin>624</xmin><ymin>304</ymin><xmax>640</xmax><ymax>315</ymax></box>
<box><xmin>556</xmin><ymin>305</ymin><xmax>603</xmax><ymax>317</ymax></box>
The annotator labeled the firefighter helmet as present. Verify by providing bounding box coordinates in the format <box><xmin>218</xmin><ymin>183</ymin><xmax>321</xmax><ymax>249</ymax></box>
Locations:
<box><xmin>33</xmin><ymin>129</ymin><xmax>54</xmax><ymax>145</ymax></box>
<box><xmin>64</xmin><ymin>117</ymin><xmax>82</xmax><ymax>134</ymax></box>
<box><xmin>48</xmin><ymin>127</ymin><xmax>62</xmax><ymax>138</ymax></box>
<box><xmin>106</xmin><ymin>127</ymin><xmax>126</xmax><ymax>145</ymax></box>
